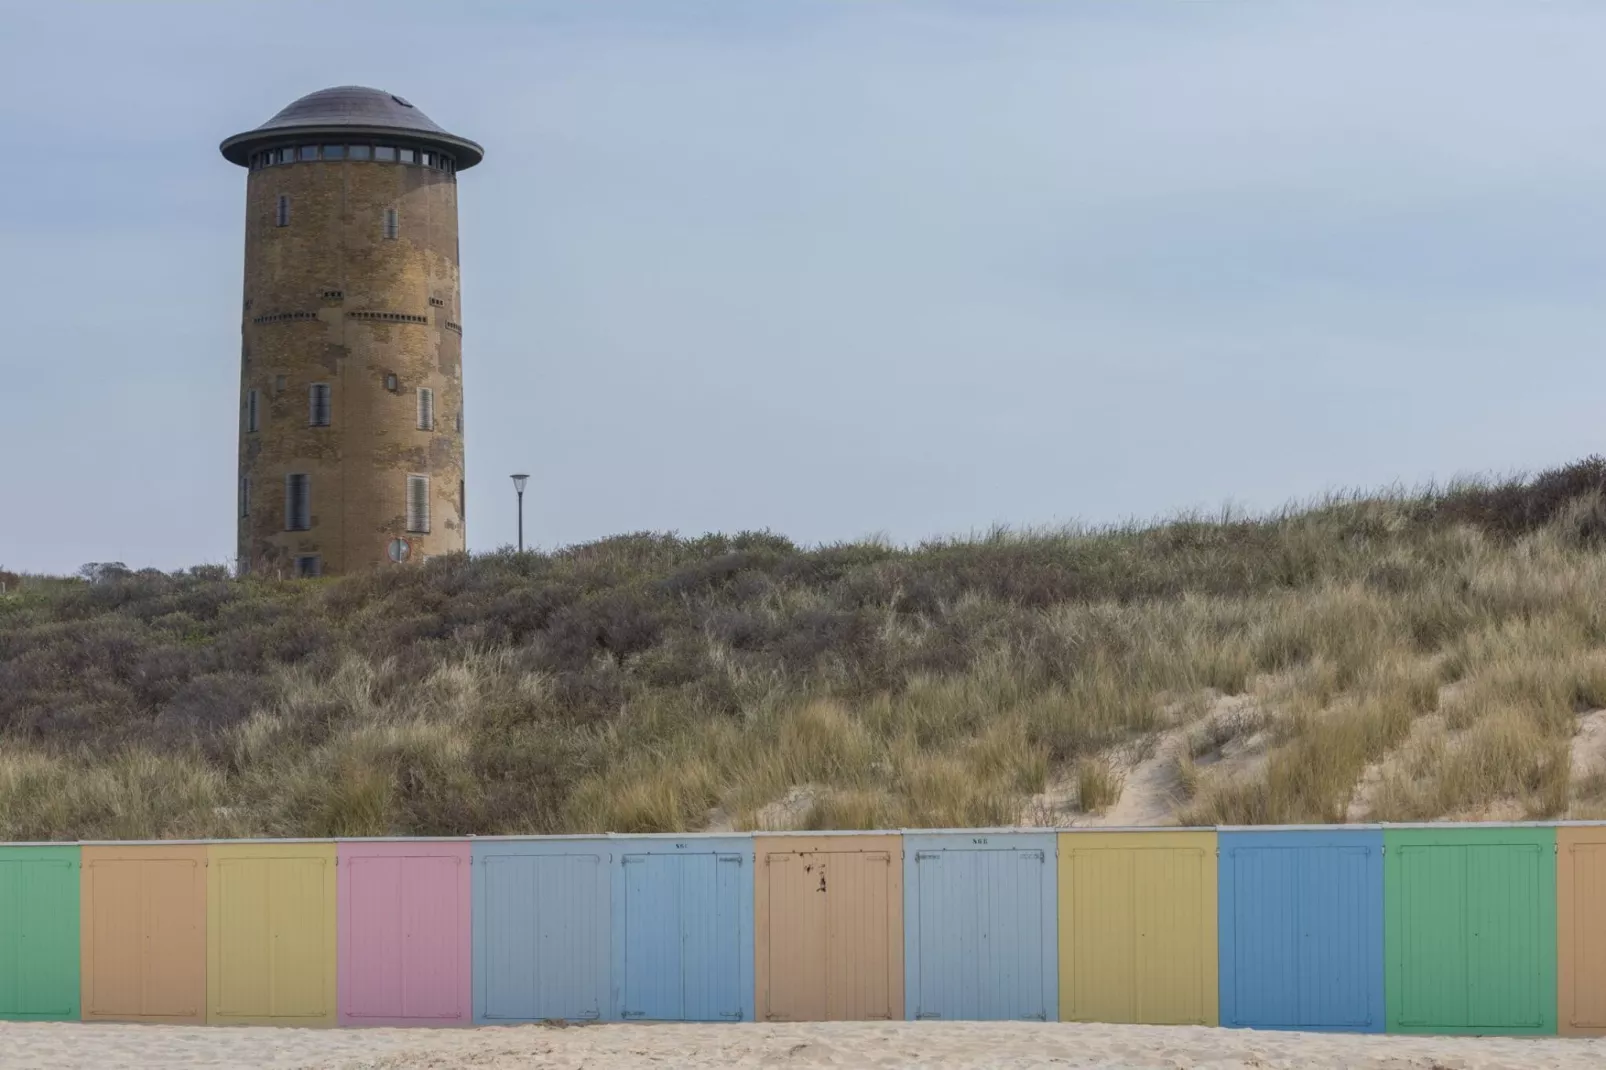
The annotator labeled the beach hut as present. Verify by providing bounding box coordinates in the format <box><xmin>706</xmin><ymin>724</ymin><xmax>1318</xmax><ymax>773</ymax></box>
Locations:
<box><xmin>80</xmin><ymin>843</ymin><xmax>207</xmax><ymax>1024</ymax></box>
<box><xmin>0</xmin><ymin>843</ymin><xmax>79</xmax><ymax>1021</ymax></box>
<box><xmin>1554</xmin><ymin>824</ymin><xmax>1606</xmax><ymax>1036</ymax></box>
<box><xmin>338</xmin><ymin>839</ymin><xmax>472</xmax><ymax>1026</ymax></box>
<box><xmin>610</xmin><ymin>834</ymin><xmax>755</xmax><ymax>1022</ymax></box>
<box><xmin>472</xmin><ymin>837</ymin><xmax>612</xmax><ymax>1023</ymax></box>
<box><xmin>754</xmin><ymin>833</ymin><xmax>903</xmax><ymax>1021</ymax></box>
<box><xmin>1058</xmin><ymin>829</ymin><xmax>1218</xmax><ymax>1026</ymax></box>
<box><xmin>902</xmin><ymin>830</ymin><xmax>1056</xmax><ymax>1022</ymax></box>
<box><xmin>1218</xmin><ymin>826</ymin><xmax>1383</xmax><ymax>1032</ymax></box>
<box><xmin>1384</xmin><ymin>824</ymin><xmax>1555</xmax><ymax>1035</ymax></box>
<box><xmin>207</xmin><ymin>841</ymin><xmax>337</xmax><ymax>1026</ymax></box>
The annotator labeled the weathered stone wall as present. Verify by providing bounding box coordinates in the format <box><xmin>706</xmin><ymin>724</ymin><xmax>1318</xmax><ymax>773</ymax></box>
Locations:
<box><xmin>238</xmin><ymin>157</ymin><xmax>464</xmax><ymax>576</ymax></box>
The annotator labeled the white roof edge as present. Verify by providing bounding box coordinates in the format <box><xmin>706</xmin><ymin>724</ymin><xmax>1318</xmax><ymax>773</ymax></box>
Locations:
<box><xmin>1216</xmin><ymin>824</ymin><xmax>1384</xmax><ymax>833</ymax></box>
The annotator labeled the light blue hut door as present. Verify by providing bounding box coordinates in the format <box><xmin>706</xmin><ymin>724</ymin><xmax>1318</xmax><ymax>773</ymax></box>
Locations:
<box><xmin>621</xmin><ymin>850</ymin><xmax>746</xmax><ymax>1021</ymax></box>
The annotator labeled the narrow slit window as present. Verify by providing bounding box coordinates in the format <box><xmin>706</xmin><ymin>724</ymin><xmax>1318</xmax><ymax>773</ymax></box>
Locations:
<box><xmin>454</xmin><ymin>410</ymin><xmax>463</xmax><ymax>433</ymax></box>
<box><xmin>239</xmin><ymin>476</ymin><xmax>251</xmax><ymax>518</ymax></box>
<box><xmin>309</xmin><ymin>383</ymin><xmax>331</xmax><ymax>427</ymax></box>
<box><xmin>275</xmin><ymin>194</ymin><xmax>290</xmax><ymax>227</ymax></box>
<box><xmin>416</xmin><ymin>387</ymin><xmax>434</xmax><ymax>430</ymax></box>
<box><xmin>285</xmin><ymin>473</ymin><xmax>310</xmax><ymax>531</ymax></box>
<box><xmin>406</xmin><ymin>474</ymin><xmax>430</xmax><ymax>534</ymax></box>
<box><xmin>246</xmin><ymin>389</ymin><xmax>259</xmax><ymax>433</ymax></box>
<box><xmin>383</xmin><ymin>207</ymin><xmax>399</xmax><ymax>240</ymax></box>
<box><xmin>459</xmin><ymin>479</ymin><xmax>465</xmax><ymax>519</ymax></box>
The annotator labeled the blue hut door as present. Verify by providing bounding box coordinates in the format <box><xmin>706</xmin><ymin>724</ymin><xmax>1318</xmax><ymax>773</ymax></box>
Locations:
<box><xmin>621</xmin><ymin>852</ymin><xmax>746</xmax><ymax>1021</ymax></box>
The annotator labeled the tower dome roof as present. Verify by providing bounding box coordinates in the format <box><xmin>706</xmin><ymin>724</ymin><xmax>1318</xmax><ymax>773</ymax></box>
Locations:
<box><xmin>220</xmin><ymin>85</ymin><xmax>484</xmax><ymax>169</ymax></box>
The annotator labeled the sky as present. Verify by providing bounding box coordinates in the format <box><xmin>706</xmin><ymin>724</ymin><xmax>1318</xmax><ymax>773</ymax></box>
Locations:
<box><xmin>4</xmin><ymin>1</ymin><xmax>1606</xmax><ymax>574</ymax></box>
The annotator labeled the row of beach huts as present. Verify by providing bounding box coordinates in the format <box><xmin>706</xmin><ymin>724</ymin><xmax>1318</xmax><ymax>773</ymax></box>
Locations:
<box><xmin>3</xmin><ymin>824</ymin><xmax>1605</xmax><ymax>1034</ymax></box>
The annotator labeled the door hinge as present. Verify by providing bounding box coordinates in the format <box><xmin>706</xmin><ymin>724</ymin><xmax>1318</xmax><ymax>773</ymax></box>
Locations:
<box><xmin>916</xmin><ymin>1011</ymin><xmax>941</xmax><ymax>1020</ymax></box>
<box><xmin>719</xmin><ymin>1010</ymin><xmax>743</xmax><ymax>1020</ymax></box>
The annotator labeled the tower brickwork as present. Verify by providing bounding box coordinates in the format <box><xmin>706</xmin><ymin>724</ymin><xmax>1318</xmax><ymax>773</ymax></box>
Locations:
<box><xmin>221</xmin><ymin>87</ymin><xmax>483</xmax><ymax>577</ymax></box>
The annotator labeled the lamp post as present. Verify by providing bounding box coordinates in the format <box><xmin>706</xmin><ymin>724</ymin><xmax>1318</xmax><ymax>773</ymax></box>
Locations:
<box><xmin>510</xmin><ymin>473</ymin><xmax>529</xmax><ymax>552</ymax></box>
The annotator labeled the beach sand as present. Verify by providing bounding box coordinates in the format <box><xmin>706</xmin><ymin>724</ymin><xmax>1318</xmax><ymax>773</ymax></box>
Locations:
<box><xmin>4</xmin><ymin>1020</ymin><xmax>1606</xmax><ymax>1070</ymax></box>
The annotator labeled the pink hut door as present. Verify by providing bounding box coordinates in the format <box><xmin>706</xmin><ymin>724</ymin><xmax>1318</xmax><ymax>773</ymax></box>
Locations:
<box><xmin>339</xmin><ymin>843</ymin><xmax>471</xmax><ymax>1025</ymax></box>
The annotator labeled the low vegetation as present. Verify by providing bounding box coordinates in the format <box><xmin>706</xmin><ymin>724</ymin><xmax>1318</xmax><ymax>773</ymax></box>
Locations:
<box><xmin>6</xmin><ymin>459</ymin><xmax>1606</xmax><ymax>840</ymax></box>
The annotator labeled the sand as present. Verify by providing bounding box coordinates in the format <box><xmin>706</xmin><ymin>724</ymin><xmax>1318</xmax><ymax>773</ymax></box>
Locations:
<box><xmin>4</xmin><ymin>1021</ymin><xmax>1606</xmax><ymax>1070</ymax></box>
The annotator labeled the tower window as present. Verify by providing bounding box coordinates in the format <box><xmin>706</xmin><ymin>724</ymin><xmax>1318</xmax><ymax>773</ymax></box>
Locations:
<box><xmin>349</xmin><ymin>145</ymin><xmax>372</xmax><ymax>161</ymax></box>
<box><xmin>285</xmin><ymin>473</ymin><xmax>311</xmax><ymax>531</ymax></box>
<box><xmin>454</xmin><ymin>410</ymin><xmax>463</xmax><ymax>433</ymax></box>
<box><xmin>416</xmin><ymin>387</ymin><xmax>434</xmax><ymax>430</ymax></box>
<box><xmin>459</xmin><ymin>479</ymin><xmax>465</xmax><ymax>519</ymax></box>
<box><xmin>321</xmin><ymin>145</ymin><xmax>345</xmax><ymax>160</ymax></box>
<box><xmin>298</xmin><ymin>145</ymin><xmax>318</xmax><ymax>162</ymax></box>
<box><xmin>399</xmin><ymin>148</ymin><xmax>417</xmax><ymax>165</ymax></box>
<box><xmin>239</xmin><ymin>476</ymin><xmax>251</xmax><ymax>519</ymax></box>
<box><xmin>309</xmin><ymin>383</ymin><xmax>331</xmax><ymax>427</ymax></box>
<box><xmin>274</xmin><ymin>374</ymin><xmax>286</xmax><ymax>394</ymax></box>
<box><xmin>295</xmin><ymin>555</ymin><xmax>322</xmax><ymax>578</ymax></box>
<box><xmin>275</xmin><ymin>194</ymin><xmax>290</xmax><ymax>227</ymax></box>
<box><xmin>383</xmin><ymin>207</ymin><xmax>399</xmax><ymax>240</ymax></box>
<box><xmin>375</xmin><ymin>145</ymin><xmax>397</xmax><ymax>162</ymax></box>
<box><xmin>406</xmin><ymin>475</ymin><xmax>430</xmax><ymax>534</ymax></box>
<box><xmin>246</xmin><ymin>389</ymin><xmax>259</xmax><ymax>433</ymax></box>
<box><xmin>384</xmin><ymin>373</ymin><xmax>398</xmax><ymax>392</ymax></box>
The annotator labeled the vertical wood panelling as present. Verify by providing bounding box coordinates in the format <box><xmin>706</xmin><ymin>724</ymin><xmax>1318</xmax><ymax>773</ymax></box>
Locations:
<box><xmin>754</xmin><ymin>835</ymin><xmax>903</xmax><ymax>1022</ymax></box>
<box><xmin>0</xmin><ymin>846</ymin><xmax>79</xmax><ymax>1021</ymax></box>
<box><xmin>1560</xmin><ymin>829</ymin><xmax>1606</xmax><ymax>1035</ymax></box>
<box><xmin>472</xmin><ymin>839</ymin><xmax>611</xmax><ymax>1023</ymax></box>
<box><xmin>81</xmin><ymin>845</ymin><xmax>207</xmax><ymax>1024</ymax></box>
<box><xmin>338</xmin><ymin>841</ymin><xmax>471</xmax><ymax>1025</ymax></box>
<box><xmin>1218</xmin><ymin>829</ymin><xmax>1382</xmax><ymax>1032</ymax></box>
<box><xmin>207</xmin><ymin>843</ymin><xmax>337</xmax><ymax>1026</ymax></box>
<box><xmin>1384</xmin><ymin>826</ymin><xmax>1555</xmax><ymax>1035</ymax></box>
<box><xmin>903</xmin><ymin>832</ymin><xmax>1055</xmax><ymax>1021</ymax></box>
<box><xmin>1058</xmin><ymin>830</ymin><xmax>1217</xmax><ymax>1026</ymax></box>
<box><xmin>611</xmin><ymin>836</ymin><xmax>754</xmax><ymax>1022</ymax></box>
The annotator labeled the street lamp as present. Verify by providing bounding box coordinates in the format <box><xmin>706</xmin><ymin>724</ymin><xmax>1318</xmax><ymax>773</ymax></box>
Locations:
<box><xmin>510</xmin><ymin>473</ymin><xmax>529</xmax><ymax>552</ymax></box>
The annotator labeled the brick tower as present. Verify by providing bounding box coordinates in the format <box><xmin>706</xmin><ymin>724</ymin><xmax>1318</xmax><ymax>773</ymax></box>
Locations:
<box><xmin>220</xmin><ymin>87</ymin><xmax>483</xmax><ymax>577</ymax></box>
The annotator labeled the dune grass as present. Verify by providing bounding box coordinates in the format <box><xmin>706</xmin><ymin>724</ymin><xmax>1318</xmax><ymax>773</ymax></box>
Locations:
<box><xmin>5</xmin><ymin>460</ymin><xmax>1606</xmax><ymax>839</ymax></box>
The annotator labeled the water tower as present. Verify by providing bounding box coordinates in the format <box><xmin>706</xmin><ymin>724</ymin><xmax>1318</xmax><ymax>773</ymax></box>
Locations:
<box><xmin>220</xmin><ymin>87</ymin><xmax>483</xmax><ymax>577</ymax></box>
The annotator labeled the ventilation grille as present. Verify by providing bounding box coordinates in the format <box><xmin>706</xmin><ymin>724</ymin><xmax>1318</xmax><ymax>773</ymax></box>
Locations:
<box><xmin>349</xmin><ymin>311</ymin><xmax>428</xmax><ymax>325</ymax></box>
<box><xmin>321</xmin><ymin>289</ymin><xmax>344</xmax><ymax>300</ymax></box>
<box><xmin>429</xmin><ymin>297</ymin><xmax>445</xmax><ymax>307</ymax></box>
<box><xmin>445</xmin><ymin>320</ymin><xmax>463</xmax><ymax>334</ymax></box>
<box><xmin>252</xmin><ymin>311</ymin><xmax>318</xmax><ymax>325</ymax></box>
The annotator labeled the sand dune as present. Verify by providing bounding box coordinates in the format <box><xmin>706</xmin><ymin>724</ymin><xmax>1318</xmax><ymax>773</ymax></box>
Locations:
<box><xmin>4</xmin><ymin>1020</ymin><xmax>1606</xmax><ymax>1070</ymax></box>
